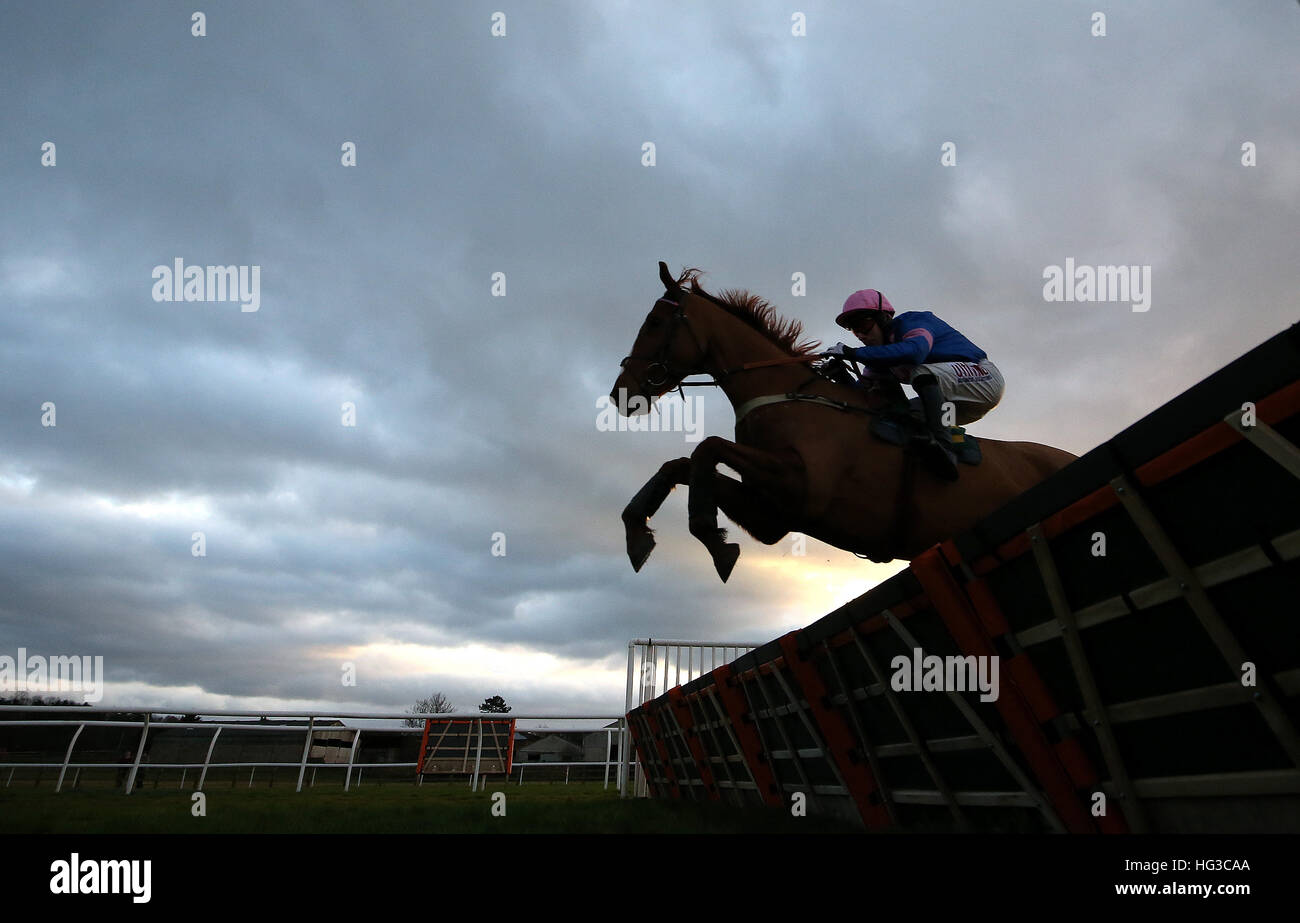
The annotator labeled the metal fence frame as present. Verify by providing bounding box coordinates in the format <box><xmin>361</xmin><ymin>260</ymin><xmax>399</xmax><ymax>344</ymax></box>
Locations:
<box><xmin>621</xmin><ymin>639</ymin><xmax>765</xmax><ymax>797</ymax></box>
<box><xmin>2</xmin><ymin>637</ymin><xmax>765</xmax><ymax>798</ymax></box>
<box><xmin>0</xmin><ymin>707</ymin><xmax>623</xmax><ymax>795</ymax></box>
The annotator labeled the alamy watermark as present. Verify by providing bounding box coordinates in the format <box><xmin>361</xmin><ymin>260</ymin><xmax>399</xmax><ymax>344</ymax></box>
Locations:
<box><xmin>597</xmin><ymin>389</ymin><xmax>704</xmax><ymax>443</ymax></box>
<box><xmin>1043</xmin><ymin>258</ymin><xmax>1151</xmax><ymax>312</ymax></box>
<box><xmin>49</xmin><ymin>853</ymin><xmax>151</xmax><ymax>904</ymax></box>
<box><xmin>891</xmin><ymin>648</ymin><xmax>999</xmax><ymax>702</ymax></box>
<box><xmin>0</xmin><ymin>648</ymin><xmax>104</xmax><ymax>703</ymax></box>
<box><xmin>151</xmin><ymin>258</ymin><xmax>261</xmax><ymax>312</ymax></box>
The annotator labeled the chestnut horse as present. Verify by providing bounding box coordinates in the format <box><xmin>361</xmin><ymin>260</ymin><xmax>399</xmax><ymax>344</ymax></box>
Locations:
<box><xmin>611</xmin><ymin>263</ymin><xmax>1077</xmax><ymax>581</ymax></box>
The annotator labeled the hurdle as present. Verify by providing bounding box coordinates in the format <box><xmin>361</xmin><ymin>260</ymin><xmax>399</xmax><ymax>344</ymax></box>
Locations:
<box><xmin>628</xmin><ymin>322</ymin><xmax>1300</xmax><ymax>832</ymax></box>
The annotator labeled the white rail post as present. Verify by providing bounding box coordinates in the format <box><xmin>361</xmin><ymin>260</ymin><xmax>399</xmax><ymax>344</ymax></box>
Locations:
<box><xmin>603</xmin><ymin>728</ymin><xmax>612</xmax><ymax>789</ymax></box>
<box><xmin>344</xmin><ymin>729</ymin><xmax>362</xmax><ymax>792</ymax></box>
<box><xmin>617</xmin><ymin>717</ymin><xmax>628</xmax><ymax>798</ymax></box>
<box><xmin>55</xmin><ymin>724</ymin><xmax>86</xmax><ymax>793</ymax></box>
<box><xmin>197</xmin><ymin>726</ymin><xmax>222</xmax><ymax>791</ymax></box>
<box><xmin>124</xmin><ymin>714</ymin><xmax>150</xmax><ymax>795</ymax></box>
<box><xmin>470</xmin><ymin>718</ymin><xmax>484</xmax><ymax>790</ymax></box>
<box><xmin>635</xmin><ymin>642</ymin><xmax>655</xmax><ymax>797</ymax></box>
<box><xmin>620</xmin><ymin>641</ymin><xmax>635</xmax><ymax>796</ymax></box>
<box><xmin>295</xmin><ymin>716</ymin><xmax>315</xmax><ymax>792</ymax></box>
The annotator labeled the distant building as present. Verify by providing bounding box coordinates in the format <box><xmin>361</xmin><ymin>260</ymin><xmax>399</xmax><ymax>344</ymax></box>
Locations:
<box><xmin>514</xmin><ymin>733</ymin><xmax>582</xmax><ymax>763</ymax></box>
<box><xmin>514</xmin><ymin>723</ymin><xmax>621</xmax><ymax>763</ymax></box>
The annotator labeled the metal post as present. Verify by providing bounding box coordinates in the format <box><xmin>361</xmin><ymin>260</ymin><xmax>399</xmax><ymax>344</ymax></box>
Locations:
<box><xmin>636</xmin><ymin>643</ymin><xmax>653</xmax><ymax>797</ymax></box>
<box><xmin>248</xmin><ymin>767</ymin><xmax>255</xmax><ymax>788</ymax></box>
<box><xmin>1112</xmin><ymin>474</ymin><xmax>1300</xmax><ymax>768</ymax></box>
<box><xmin>197</xmin><ymin>726</ymin><xmax>222</xmax><ymax>791</ymax></box>
<box><xmin>621</xmin><ymin>642</ymin><xmax>636</xmax><ymax>796</ymax></box>
<box><xmin>344</xmin><ymin>729</ymin><xmax>362</xmax><ymax>792</ymax></box>
<box><xmin>603</xmin><ymin>729</ymin><xmax>612</xmax><ymax>789</ymax></box>
<box><xmin>618</xmin><ymin>717</ymin><xmax>627</xmax><ymax>796</ymax></box>
<box><xmin>55</xmin><ymin>724</ymin><xmax>86</xmax><ymax>793</ymax></box>
<box><xmin>295</xmin><ymin>716</ymin><xmax>315</xmax><ymax>792</ymax></box>
<box><xmin>1224</xmin><ymin>411</ymin><xmax>1300</xmax><ymax>479</ymax></box>
<box><xmin>125</xmin><ymin>714</ymin><xmax>150</xmax><ymax>795</ymax></box>
<box><xmin>179</xmin><ymin>768</ymin><xmax>186</xmax><ymax>790</ymax></box>
<box><xmin>470</xmin><ymin>718</ymin><xmax>484</xmax><ymax>790</ymax></box>
<box><xmin>518</xmin><ymin>763</ymin><xmax>525</xmax><ymax>786</ymax></box>
<box><xmin>1027</xmin><ymin>521</ymin><xmax>1148</xmax><ymax>832</ymax></box>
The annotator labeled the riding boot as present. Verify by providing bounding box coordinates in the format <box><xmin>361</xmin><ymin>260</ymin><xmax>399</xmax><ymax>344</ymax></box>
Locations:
<box><xmin>912</xmin><ymin>374</ymin><xmax>960</xmax><ymax>481</ymax></box>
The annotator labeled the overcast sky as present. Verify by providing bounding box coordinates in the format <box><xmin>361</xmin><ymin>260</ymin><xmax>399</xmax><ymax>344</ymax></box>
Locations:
<box><xmin>2</xmin><ymin>1</ymin><xmax>1297</xmax><ymax>723</ymax></box>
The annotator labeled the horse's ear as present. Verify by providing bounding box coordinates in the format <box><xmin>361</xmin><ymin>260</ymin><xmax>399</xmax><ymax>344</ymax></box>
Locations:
<box><xmin>659</xmin><ymin>261</ymin><xmax>678</xmax><ymax>292</ymax></box>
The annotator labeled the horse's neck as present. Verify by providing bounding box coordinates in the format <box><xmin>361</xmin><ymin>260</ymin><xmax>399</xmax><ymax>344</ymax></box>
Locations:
<box><xmin>706</xmin><ymin>324</ymin><xmax>810</xmax><ymax>406</ymax></box>
<box><xmin>708</xmin><ymin>326</ymin><xmax>889</xmax><ymax>412</ymax></box>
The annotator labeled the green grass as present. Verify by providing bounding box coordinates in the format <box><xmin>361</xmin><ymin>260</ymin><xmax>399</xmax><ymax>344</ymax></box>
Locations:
<box><xmin>0</xmin><ymin>782</ymin><xmax>862</xmax><ymax>834</ymax></box>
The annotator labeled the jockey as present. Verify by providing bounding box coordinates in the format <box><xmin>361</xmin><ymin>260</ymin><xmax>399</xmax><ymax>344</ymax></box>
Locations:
<box><xmin>825</xmin><ymin>289</ymin><xmax>1004</xmax><ymax>480</ymax></box>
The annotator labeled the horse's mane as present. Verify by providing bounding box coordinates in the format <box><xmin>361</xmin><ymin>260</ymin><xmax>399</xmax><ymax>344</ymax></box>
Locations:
<box><xmin>675</xmin><ymin>268</ymin><xmax>821</xmax><ymax>357</ymax></box>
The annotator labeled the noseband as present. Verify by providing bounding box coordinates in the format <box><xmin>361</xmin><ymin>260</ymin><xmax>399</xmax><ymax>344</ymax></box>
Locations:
<box><xmin>618</xmin><ymin>292</ymin><xmax>710</xmax><ymax>393</ymax></box>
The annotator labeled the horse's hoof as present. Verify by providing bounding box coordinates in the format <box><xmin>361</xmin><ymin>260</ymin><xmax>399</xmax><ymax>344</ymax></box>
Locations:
<box><xmin>712</xmin><ymin>543</ymin><xmax>740</xmax><ymax>582</ymax></box>
<box><xmin>627</xmin><ymin>532</ymin><xmax>656</xmax><ymax>572</ymax></box>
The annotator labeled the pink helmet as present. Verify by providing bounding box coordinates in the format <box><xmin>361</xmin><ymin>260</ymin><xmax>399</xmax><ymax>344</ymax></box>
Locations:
<box><xmin>836</xmin><ymin>289</ymin><xmax>894</xmax><ymax>328</ymax></box>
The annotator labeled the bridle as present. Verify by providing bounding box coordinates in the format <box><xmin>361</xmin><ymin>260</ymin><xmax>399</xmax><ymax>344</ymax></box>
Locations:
<box><xmin>618</xmin><ymin>291</ymin><xmax>712</xmax><ymax>398</ymax></box>
<box><xmin>619</xmin><ymin>290</ymin><xmax>826</xmax><ymax>399</ymax></box>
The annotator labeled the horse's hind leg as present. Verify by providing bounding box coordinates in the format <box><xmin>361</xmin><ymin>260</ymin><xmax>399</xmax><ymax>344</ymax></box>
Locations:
<box><xmin>621</xmin><ymin>457</ymin><xmax>690</xmax><ymax>571</ymax></box>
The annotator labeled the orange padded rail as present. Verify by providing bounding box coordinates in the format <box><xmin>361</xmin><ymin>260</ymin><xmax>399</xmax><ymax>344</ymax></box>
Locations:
<box><xmin>712</xmin><ymin>665</ymin><xmax>782</xmax><ymax>806</ymax></box>
<box><xmin>668</xmin><ymin>687</ymin><xmax>719</xmax><ymax>801</ymax></box>
<box><xmin>914</xmin><ymin>546</ymin><xmax>1106</xmax><ymax>833</ymax></box>
<box><xmin>778</xmin><ymin>633</ymin><xmax>893</xmax><ymax>828</ymax></box>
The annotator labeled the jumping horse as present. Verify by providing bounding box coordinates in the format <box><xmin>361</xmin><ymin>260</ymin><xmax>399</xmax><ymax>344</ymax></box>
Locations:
<box><xmin>611</xmin><ymin>263</ymin><xmax>1077</xmax><ymax>581</ymax></box>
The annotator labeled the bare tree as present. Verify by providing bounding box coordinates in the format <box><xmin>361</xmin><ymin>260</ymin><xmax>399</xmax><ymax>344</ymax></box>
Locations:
<box><xmin>404</xmin><ymin>692</ymin><xmax>455</xmax><ymax>727</ymax></box>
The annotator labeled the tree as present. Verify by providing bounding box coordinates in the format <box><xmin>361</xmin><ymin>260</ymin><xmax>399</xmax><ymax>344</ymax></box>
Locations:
<box><xmin>0</xmin><ymin>693</ymin><xmax>84</xmax><ymax>707</ymax></box>
<box><xmin>478</xmin><ymin>695</ymin><xmax>511</xmax><ymax>714</ymax></box>
<box><xmin>404</xmin><ymin>692</ymin><xmax>456</xmax><ymax>727</ymax></box>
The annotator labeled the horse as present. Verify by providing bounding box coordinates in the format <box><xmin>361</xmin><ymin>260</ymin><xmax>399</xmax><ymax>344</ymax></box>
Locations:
<box><xmin>610</xmin><ymin>263</ymin><xmax>1077</xmax><ymax>581</ymax></box>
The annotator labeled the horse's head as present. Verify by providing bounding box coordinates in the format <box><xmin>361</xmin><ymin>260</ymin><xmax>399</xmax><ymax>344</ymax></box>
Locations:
<box><xmin>609</xmin><ymin>262</ymin><xmax>710</xmax><ymax>415</ymax></box>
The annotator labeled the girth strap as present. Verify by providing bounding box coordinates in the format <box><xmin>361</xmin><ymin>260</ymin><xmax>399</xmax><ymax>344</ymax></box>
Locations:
<box><xmin>734</xmin><ymin>392</ymin><xmax>877</xmax><ymax>427</ymax></box>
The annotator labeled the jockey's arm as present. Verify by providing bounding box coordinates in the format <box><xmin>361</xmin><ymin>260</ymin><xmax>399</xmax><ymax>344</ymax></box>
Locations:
<box><xmin>848</xmin><ymin>327</ymin><xmax>933</xmax><ymax>366</ymax></box>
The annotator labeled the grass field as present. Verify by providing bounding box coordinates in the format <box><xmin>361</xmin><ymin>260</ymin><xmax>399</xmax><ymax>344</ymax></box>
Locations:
<box><xmin>0</xmin><ymin>781</ymin><xmax>863</xmax><ymax>834</ymax></box>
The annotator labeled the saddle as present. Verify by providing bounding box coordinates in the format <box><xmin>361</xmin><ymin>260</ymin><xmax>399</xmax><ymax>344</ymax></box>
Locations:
<box><xmin>869</xmin><ymin>410</ymin><xmax>983</xmax><ymax>467</ymax></box>
<box><xmin>813</xmin><ymin>358</ymin><xmax>982</xmax><ymax>468</ymax></box>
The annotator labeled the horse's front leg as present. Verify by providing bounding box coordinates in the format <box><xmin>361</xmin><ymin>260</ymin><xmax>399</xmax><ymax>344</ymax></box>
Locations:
<box><xmin>688</xmin><ymin>436</ymin><xmax>800</xmax><ymax>582</ymax></box>
<box><xmin>621</xmin><ymin>457</ymin><xmax>690</xmax><ymax>571</ymax></box>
